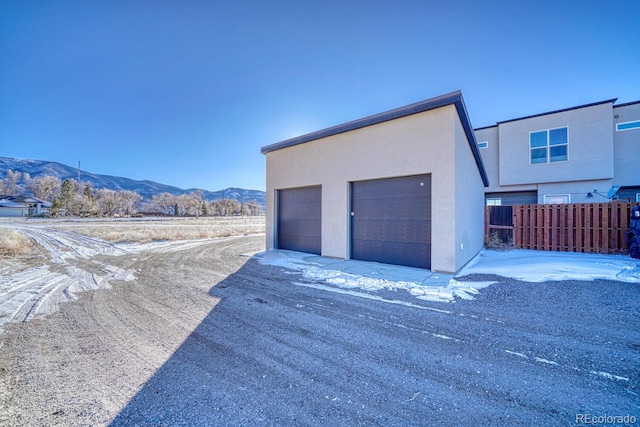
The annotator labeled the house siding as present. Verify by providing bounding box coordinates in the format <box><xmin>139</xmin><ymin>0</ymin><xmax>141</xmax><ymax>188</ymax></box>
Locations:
<box><xmin>476</xmin><ymin>98</ymin><xmax>640</xmax><ymax>205</ymax></box>
<box><xmin>613</xmin><ymin>102</ymin><xmax>640</xmax><ymax>187</ymax></box>
<box><xmin>0</xmin><ymin>207</ymin><xmax>26</xmax><ymax>217</ymax></box>
<box><xmin>474</xmin><ymin>126</ymin><xmax>500</xmax><ymax>194</ymax></box>
<box><xmin>498</xmin><ymin>102</ymin><xmax>614</xmax><ymax>187</ymax></box>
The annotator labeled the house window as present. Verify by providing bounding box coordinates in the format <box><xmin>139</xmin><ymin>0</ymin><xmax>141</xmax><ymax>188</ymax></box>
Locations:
<box><xmin>530</xmin><ymin>127</ymin><xmax>568</xmax><ymax>164</ymax></box>
<box><xmin>486</xmin><ymin>198</ymin><xmax>502</xmax><ymax>206</ymax></box>
<box><xmin>478</xmin><ymin>141</ymin><xmax>488</xmax><ymax>149</ymax></box>
<box><xmin>543</xmin><ymin>194</ymin><xmax>570</xmax><ymax>204</ymax></box>
<box><xmin>636</xmin><ymin>193</ymin><xmax>640</xmax><ymax>202</ymax></box>
<box><xmin>617</xmin><ymin>120</ymin><xmax>640</xmax><ymax>131</ymax></box>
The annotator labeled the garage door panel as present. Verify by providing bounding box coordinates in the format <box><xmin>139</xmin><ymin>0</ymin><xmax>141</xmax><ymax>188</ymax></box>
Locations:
<box><xmin>352</xmin><ymin>219</ymin><xmax>431</xmax><ymax>244</ymax></box>
<box><xmin>351</xmin><ymin>240</ymin><xmax>431</xmax><ymax>270</ymax></box>
<box><xmin>278</xmin><ymin>186</ymin><xmax>321</xmax><ymax>255</ymax></box>
<box><xmin>351</xmin><ymin>175</ymin><xmax>431</xmax><ymax>269</ymax></box>
<box><xmin>353</xmin><ymin>197</ymin><xmax>430</xmax><ymax>220</ymax></box>
<box><xmin>279</xmin><ymin>234</ymin><xmax>320</xmax><ymax>254</ymax></box>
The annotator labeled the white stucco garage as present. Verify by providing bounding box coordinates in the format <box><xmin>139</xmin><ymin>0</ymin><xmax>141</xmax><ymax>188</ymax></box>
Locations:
<box><xmin>261</xmin><ymin>91</ymin><xmax>489</xmax><ymax>273</ymax></box>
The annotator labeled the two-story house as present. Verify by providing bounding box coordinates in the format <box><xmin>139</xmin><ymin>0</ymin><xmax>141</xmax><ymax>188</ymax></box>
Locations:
<box><xmin>475</xmin><ymin>98</ymin><xmax>640</xmax><ymax>205</ymax></box>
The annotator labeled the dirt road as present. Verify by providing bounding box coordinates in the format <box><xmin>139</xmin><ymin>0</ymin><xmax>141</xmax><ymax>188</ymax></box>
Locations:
<box><xmin>0</xmin><ymin>226</ymin><xmax>638</xmax><ymax>425</ymax></box>
<box><xmin>0</xmin><ymin>226</ymin><xmax>264</xmax><ymax>426</ymax></box>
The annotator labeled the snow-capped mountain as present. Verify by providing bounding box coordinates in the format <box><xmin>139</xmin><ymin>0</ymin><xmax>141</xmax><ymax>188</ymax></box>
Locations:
<box><xmin>0</xmin><ymin>157</ymin><xmax>265</xmax><ymax>206</ymax></box>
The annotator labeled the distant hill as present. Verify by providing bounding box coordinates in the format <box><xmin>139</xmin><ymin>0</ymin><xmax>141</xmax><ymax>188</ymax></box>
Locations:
<box><xmin>0</xmin><ymin>157</ymin><xmax>265</xmax><ymax>206</ymax></box>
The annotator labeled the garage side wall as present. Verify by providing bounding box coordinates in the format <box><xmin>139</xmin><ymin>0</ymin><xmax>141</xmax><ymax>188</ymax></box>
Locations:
<box><xmin>265</xmin><ymin>105</ymin><xmax>461</xmax><ymax>272</ymax></box>
<box><xmin>455</xmin><ymin>116</ymin><xmax>486</xmax><ymax>271</ymax></box>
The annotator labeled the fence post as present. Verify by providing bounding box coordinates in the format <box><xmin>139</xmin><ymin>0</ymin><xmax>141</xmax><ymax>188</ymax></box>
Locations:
<box><xmin>484</xmin><ymin>205</ymin><xmax>489</xmax><ymax>241</ymax></box>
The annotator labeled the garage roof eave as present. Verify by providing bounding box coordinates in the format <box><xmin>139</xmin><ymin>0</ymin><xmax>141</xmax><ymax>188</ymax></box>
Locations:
<box><xmin>261</xmin><ymin>90</ymin><xmax>490</xmax><ymax>187</ymax></box>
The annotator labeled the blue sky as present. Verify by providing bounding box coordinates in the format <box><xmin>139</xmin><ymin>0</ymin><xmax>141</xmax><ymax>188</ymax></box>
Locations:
<box><xmin>1</xmin><ymin>1</ymin><xmax>638</xmax><ymax>191</ymax></box>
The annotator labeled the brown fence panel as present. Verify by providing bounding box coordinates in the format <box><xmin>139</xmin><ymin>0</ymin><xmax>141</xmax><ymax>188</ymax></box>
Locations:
<box><xmin>485</xmin><ymin>205</ymin><xmax>514</xmax><ymax>245</ymax></box>
<box><xmin>506</xmin><ymin>202</ymin><xmax>639</xmax><ymax>254</ymax></box>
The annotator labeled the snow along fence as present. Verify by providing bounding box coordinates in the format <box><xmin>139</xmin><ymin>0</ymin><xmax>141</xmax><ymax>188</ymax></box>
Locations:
<box><xmin>485</xmin><ymin>202</ymin><xmax>640</xmax><ymax>254</ymax></box>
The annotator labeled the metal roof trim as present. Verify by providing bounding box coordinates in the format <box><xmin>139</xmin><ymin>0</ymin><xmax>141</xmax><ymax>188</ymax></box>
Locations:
<box><xmin>261</xmin><ymin>90</ymin><xmax>489</xmax><ymax>187</ymax></box>
<box><xmin>613</xmin><ymin>99</ymin><xmax>640</xmax><ymax>108</ymax></box>
<box><xmin>496</xmin><ymin>98</ymin><xmax>618</xmax><ymax>125</ymax></box>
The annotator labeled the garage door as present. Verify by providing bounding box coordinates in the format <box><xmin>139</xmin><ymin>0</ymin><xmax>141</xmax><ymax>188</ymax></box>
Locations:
<box><xmin>277</xmin><ymin>186</ymin><xmax>321</xmax><ymax>255</ymax></box>
<box><xmin>351</xmin><ymin>175</ymin><xmax>431</xmax><ymax>269</ymax></box>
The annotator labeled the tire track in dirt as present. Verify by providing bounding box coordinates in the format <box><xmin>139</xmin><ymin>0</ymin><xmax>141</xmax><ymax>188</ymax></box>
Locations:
<box><xmin>0</xmin><ymin>233</ymin><xmax>264</xmax><ymax>426</ymax></box>
<box><xmin>0</xmin><ymin>225</ymin><xmax>137</xmax><ymax>335</ymax></box>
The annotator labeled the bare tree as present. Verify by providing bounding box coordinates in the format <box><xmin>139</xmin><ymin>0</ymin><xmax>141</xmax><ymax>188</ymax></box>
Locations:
<box><xmin>208</xmin><ymin>198</ymin><xmax>241</xmax><ymax>216</ymax></box>
<box><xmin>208</xmin><ymin>199</ymin><xmax>223</xmax><ymax>216</ymax></box>
<box><xmin>246</xmin><ymin>201</ymin><xmax>263</xmax><ymax>216</ymax></box>
<box><xmin>28</xmin><ymin>175</ymin><xmax>62</xmax><ymax>201</ymax></box>
<box><xmin>151</xmin><ymin>193</ymin><xmax>178</xmax><ymax>216</ymax></box>
<box><xmin>2</xmin><ymin>170</ymin><xmax>24</xmax><ymax>196</ymax></box>
<box><xmin>96</xmin><ymin>189</ymin><xmax>120</xmax><ymax>216</ymax></box>
<box><xmin>182</xmin><ymin>191</ymin><xmax>206</xmax><ymax>217</ymax></box>
<box><xmin>118</xmin><ymin>190</ymin><xmax>142</xmax><ymax>216</ymax></box>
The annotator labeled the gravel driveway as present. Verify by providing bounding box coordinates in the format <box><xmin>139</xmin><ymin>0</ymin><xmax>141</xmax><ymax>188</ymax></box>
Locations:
<box><xmin>1</xmin><ymin>234</ymin><xmax>638</xmax><ymax>426</ymax></box>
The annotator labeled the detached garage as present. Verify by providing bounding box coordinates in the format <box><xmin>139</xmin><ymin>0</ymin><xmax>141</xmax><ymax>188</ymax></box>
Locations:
<box><xmin>261</xmin><ymin>91</ymin><xmax>489</xmax><ymax>274</ymax></box>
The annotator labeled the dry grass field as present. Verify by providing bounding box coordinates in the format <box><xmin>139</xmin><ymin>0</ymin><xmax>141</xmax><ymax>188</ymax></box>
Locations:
<box><xmin>9</xmin><ymin>216</ymin><xmax>265</xmax><ymax>244</ymax></box>
<box><xmin>0</xmin><ymin>227</ymin><xmax>35</xmax><ymax>257</ymax></box>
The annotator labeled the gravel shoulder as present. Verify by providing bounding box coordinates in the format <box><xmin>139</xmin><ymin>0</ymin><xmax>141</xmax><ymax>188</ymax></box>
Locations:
<box><xmin>0</xmin><ymin>230</ymin><xmax>638</xmax><ymax>426</ymax></box>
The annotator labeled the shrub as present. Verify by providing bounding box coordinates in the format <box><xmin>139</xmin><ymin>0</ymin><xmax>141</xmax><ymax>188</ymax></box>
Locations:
<box><xmin>0</xmin><ymin>227</ymin><xmax>34</xmax><ymax>256</ymax></box>
<box><xmin>485</xmin><ymin>230</ymin><xmax>513</xmax><ymax>250</ymax></box>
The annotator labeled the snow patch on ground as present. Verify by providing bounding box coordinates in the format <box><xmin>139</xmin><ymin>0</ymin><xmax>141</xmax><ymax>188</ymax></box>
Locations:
<box><xmin>458</xmin><ymin>249</ymin><xmax>640</xmax><ymax>283</ymax></box>
<box><xmin>258</xmin><ymin>247</ymin><xmax>640</xmax><ymax>304</ymax></box>
<box><xmin>257</xmin><ymin>250</ymin><xmax>495</xmax><ymax>303</ymax></box>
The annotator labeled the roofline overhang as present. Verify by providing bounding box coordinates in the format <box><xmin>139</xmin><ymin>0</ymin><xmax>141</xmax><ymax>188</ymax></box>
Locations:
<box><xmin>613</xmin><ymin>99</ymin><xmax>640</xmax><ymax>108</ymax></box>
<box><xmin>261</xmin><ymin>90</ymin><xmax>490</xmax><ymax>187</ymax></box>
<box><xmin>495</xmin><ymin>98</ymin><xmax>618</xmax><ymax>125</ymax></box>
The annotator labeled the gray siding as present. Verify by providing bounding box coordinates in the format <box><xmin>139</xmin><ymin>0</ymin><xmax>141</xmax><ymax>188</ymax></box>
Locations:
<box><xmin>613</xmin><ymin>102</ymin><xmax>640</xmax><ymax>186</ymax></box>
<box><xmin>497</xmin><ymin>102</ymin><xmax>614</xmax><ymax>186</ymax></box>
<box><xmin>485</xmin><ymin>191</ymin><xmax>537</xmax><ymax>205</ymax></box>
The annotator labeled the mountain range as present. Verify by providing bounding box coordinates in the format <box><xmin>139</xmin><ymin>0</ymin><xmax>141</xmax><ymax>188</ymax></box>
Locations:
<box><xmin>0</xmin><ymin>157</ymin><xmax>265</xmax><ymax>206</ymax></box>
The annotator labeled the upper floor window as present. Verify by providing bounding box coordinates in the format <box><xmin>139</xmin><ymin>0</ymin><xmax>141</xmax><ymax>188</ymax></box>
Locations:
<box><xmin>477</xmin><ymin>141</ymin><xmax>488</xmax><ymax>149</ymax></box>
<box><xmin>530</xmin><ymin>127</ymin><xmax>568</xmax><ymax>164</ymax></box>
<box><xmin>616</xmin><ymin>120</ymin><xmax>640</xmax><ymax>131</ymax></box>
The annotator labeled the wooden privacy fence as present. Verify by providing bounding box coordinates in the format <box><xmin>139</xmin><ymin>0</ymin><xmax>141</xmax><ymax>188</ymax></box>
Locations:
<box><xmin>485</xmin><ymin>202</ymin><xmax>639</xmax><ymax>254</ymax></box>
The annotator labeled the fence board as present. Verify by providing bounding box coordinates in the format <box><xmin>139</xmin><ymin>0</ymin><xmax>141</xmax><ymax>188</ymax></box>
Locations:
<box><xmin>567</xmin><ymin>205</ymin><xmax>574</xmax><ymax>250</ymax></box>
<box><xmin>601</xmin><ymin>207</ymin><xmax>609</xmax><ymax>253</ymax></box>
<box><xmin>609</xmin><ymin>205</ymin><xmax>620</xmax><ymax>249</ymax></box>
<box><xmin>590</xmin><ymin>206</ymin><xmax>600</xmax><ymax>252</ymax></box>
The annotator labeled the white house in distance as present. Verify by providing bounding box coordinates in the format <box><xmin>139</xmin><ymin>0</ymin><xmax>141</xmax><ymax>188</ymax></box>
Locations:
<box><xmin>475</xmin><ymin>98</ymin><xmax>640</xmax><ymax>205</ymax></box>
<box><xmin>0</xmin><ymin>199</ymin><xmax>28</xmax><ymax>217</ymax></box>
<box><xmin>0</xmin><ymin>195</ymin><xmax>51</xmax><ymax>217</ymax></box>
<box><xmin>261</xmin><ymin>91</ymin><xmax>489</xmax><ymax>274</ymax></box>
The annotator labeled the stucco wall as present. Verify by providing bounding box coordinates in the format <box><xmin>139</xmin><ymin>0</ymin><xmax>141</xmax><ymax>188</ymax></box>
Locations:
<box><xmin>455</xmin><ymin>117</ymin><xmax>486</xmax><ymax>272</ymax></box>
<box><xmin>265</xmin><ymin>104</ymin><xmax>483</xmax><ymax>273</ymax></box>
<box><xmin>498</xmin><ymin>102</ymin><xmax>614</xmax><ymax>186</ymax></box>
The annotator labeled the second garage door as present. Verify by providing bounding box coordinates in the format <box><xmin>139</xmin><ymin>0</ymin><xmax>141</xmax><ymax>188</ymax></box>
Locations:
<box><xmin>351</xmin><ymin>175</ymin><xmax>431</xmax><ymax>269</ymax></box>
<box><xmin>277</xmin><ymin>186</ymin><xmax>321</xmax><ymax>255</ymax></box>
